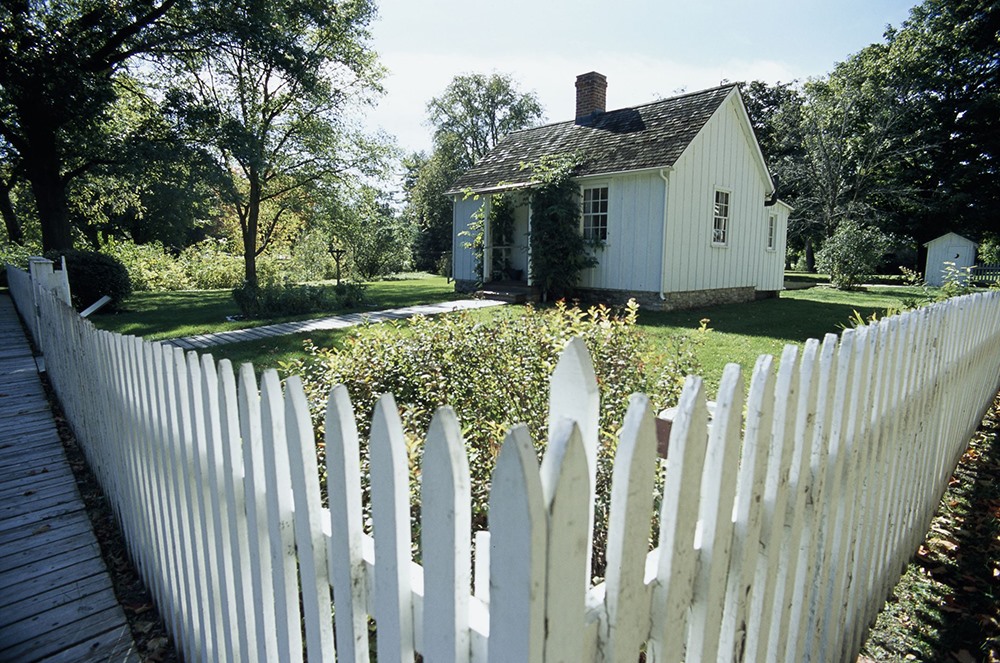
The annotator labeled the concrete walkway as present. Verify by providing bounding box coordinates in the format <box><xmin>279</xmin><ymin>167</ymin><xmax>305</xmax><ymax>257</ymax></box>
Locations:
<box><xmin>0</xmin><ymin>294</ymin><xmax>139</xmax><ymax>662</ymax></box>
<box><xmin>164</xmin><ymin>298</ymin><xmax>507</xmax><ymax>350</ymax></box>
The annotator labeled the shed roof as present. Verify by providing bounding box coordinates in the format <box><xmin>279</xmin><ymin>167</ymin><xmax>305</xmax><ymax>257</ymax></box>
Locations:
<box><xmin>923</xmin><ymin>232</ymin><xmax>978</xmax><ymax>248</ymax></box>
<box><xmin>447</xmin><ymin>84</ymin><xmax>738</xmax><ymax>194</ymax></box>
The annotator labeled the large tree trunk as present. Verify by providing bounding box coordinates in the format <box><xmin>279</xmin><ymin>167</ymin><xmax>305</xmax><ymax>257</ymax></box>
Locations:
<box><xmin>0</xmin><ymin>180</ymin><xmax>22</xmax><ymax>245</ymax></box>
<box><xmin>241</xmin><ymin>170</ymin><xmax>261</xmax><ymax>287</ymax></box>
<box><xmin>21</xmin><ymin>119</ymin><xmax>74</xmax><ymax>251</ymax></box>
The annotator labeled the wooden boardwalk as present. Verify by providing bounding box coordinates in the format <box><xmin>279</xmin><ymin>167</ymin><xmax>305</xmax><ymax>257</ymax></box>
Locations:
<box><xmin>0</xmin><ymin>294</ymin><xmax>138</xmax><ymax>662</ymax></box>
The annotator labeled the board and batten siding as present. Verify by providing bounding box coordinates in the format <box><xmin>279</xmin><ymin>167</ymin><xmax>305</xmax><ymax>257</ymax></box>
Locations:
<box><xmin>453</xmin><ymin>196</ymin><xmax>485</xmax><ymax>282</ymax></box>
<box><xmin>578</xmin><ymin>172</ymin><xmax>665</xmax><ymax>292</ymax></box>
<box><xmin>663</xmin><ymin>92</ymin><xmax>786</xmax><ymax>294</ymax></box>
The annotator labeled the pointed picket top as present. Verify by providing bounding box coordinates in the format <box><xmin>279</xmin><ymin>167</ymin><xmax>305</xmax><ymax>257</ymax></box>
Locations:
<box><xmin>602</xmin><ymin>393</ymin><xmax>658</xmax><ymax>663</ymax></box>
<box><xmin>370</xmin><ymin>393</ymin><xmax>415</xmax><ymax>663</ymax></box>
<box><xmin>421</xmin><ymin>406</ymin><xmax>472</xmax><ymax>663</ymax></box>
<box><xmin>549</xmin><ymin>336</ymin><xmax>600</xmax><ymax>473</ymax></box>
<box><xmin>488</xmin><ymin>424</ymin><xmax>547</xmax><ymax>663</ymax></box>
<box><xmin>540</xmin><ymin>417</ymin><xmax>590</xmax><ymax>663</ymax></box>
<box><xmin>648</xmin><ymin>375</ymin><xmax>710</xmax><ymax>663</ymax></box>
<box><xmin>324</xmin><ymin>385</ymin><xmax>370</xmax><ymax>662</ymax></box>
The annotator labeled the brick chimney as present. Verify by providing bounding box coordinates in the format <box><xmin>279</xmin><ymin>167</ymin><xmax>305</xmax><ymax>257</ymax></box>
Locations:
<box><xmin>575</xmin><ymin>71</ymin><xmax>607</xmax><ymax>122</ymax></box>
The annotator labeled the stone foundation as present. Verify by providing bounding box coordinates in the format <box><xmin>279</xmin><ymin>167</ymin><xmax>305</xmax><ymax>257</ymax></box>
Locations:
<box><xmin>573</xmin><ymin>286</ymin><xmax>761</xmax><ymax>311</ymax></box>
<box><xmin>454</xmin><ymin>279</ymin><xmax>479</xmax><ymax>294</ymax></box>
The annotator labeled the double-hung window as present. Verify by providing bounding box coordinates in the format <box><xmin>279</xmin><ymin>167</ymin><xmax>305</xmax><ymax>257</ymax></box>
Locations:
<box><xmin>582</xmin><ymin>186</ymin><xmax>609</xmax><ymax>241</ymax></box>
<box><xmin>767</xmin><ymin>213</ymin><xmax>777</xmax><ymax>250</ymax></box>
<box><xmin>712</xmin><ymin>189</ymin><xmax>730</xmax><ymax>246</ymax></box>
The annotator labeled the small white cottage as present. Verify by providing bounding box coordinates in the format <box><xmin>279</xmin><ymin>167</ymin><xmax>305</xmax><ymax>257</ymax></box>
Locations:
<box><xmin>923</xmin><ymin>232</ymin><xmax>977</xmax><ymax>287</ymax></box>
<box><xmin>447</xmin><ymin>72</ymin><xmax>791</xmax><ymax>310</ymax></box>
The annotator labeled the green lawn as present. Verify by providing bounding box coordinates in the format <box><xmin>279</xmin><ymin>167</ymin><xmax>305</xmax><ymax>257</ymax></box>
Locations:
<box><xmin>192</xmin><ymin>284</ymin><xmax>929</xmax><ymax>386</ymax></box>
<box><xmin>637</xmin><ymin>285</ymin><xmax>926</xmax><ymax>391</ymax></box>
<box><xmin>89</xmin><ymin>273</ymin><xmax>459</xmax><ymax>341</ymax></box>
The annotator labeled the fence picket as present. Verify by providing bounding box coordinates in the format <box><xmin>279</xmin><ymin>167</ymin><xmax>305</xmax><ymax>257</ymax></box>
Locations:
<box><xmin>370</xmin><ymin>393</ymin><xmax>416</xmax><ymax>663</ymax></box>
<box><xmin>765</xmin><ymin>337</ymin><xmax>820</xmax><ymax>658</ymax></box>
<box><xmin>488</xmin><ymin>425</ymin><xmax>547</xmax><ymax>663</ymax></box>
<box><xmin>601</xmin><ymin>394</ymin><xmax>658</xmax><ymax>663</ymax></box>
<box><xmin>719</xmin><ymin>354</ymin><xmax>776</xmax><ymax>662</ymax></box>
<box><xmin>746</xmin><ymin>344</ymin><xmax>801</xmax><ymax>663</ymax></box>
<box><xmin>281</xmin><ymin>375</ymin><xmax>337</xmax><ymax>662</ymax></box>
<box><xmin>9</xmin><ymin>265</ymin><xmax>1000</xmax><ymax>663</ymax></box>
<box><xmin>686</xmin><ymin>364</ymin><xmax>745</xmax><ymax>662</ymax></box>
<box><xmin>540</xmin><ymin>417</ymin><xmax>590</xmax><ymax>662</ymax></box>
<box><xmin>217</xmin><ymin>360</ymin><xmax>255</xmax><ymax>662</ymax></box>
<box><xmin>324</xmin><ymin>385</ymin><xmax>371</xmax><ymax>662</ymax></box>
<box><xmin>421</xmin><ymin>406</ymin><xmax>472</xmax><ymax>663</ymax></box>
<box><xmin>238</xmin><ymin>365</ymin><xmax>280</xmax><ymax>663</ymax></box>
<box><xmin>548</xmin><ymin>337</ymin><xmax>601</xmax><ymax>580</ymax></box>
<box><xmin>647</xmin><ymin>376</ymin><xmax>710</xmax><ymax>663</ymax></box>
<box><xmin>184</xmin><ymin>352</ymin><xmax>223</xmax><ymax>661</ymax></box>
<box><xmin>166</xmin><ymin>346</ymin><xmax>202</xmax><ymax>661</ymax></box>
<box><xmin>259</xmin><ymin>370</ymin><xmax>304</xmax><ymax>662</ymax></box>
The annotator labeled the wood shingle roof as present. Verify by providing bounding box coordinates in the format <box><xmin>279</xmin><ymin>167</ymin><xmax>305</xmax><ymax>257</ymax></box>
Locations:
<box><xmin>447</xmin><ymin>84</ymin><xmax>737</xmax><ymax>194</ymax></box>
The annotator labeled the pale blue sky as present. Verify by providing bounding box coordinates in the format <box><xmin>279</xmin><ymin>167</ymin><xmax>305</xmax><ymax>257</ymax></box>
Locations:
<box><xmin>361</xmin><ymin>0</ymin><xmax>918</xmax><ymax>155</ymax></box>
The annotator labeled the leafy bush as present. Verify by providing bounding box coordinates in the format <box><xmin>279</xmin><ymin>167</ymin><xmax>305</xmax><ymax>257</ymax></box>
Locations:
<box><xmin>282</xmin><ymin>300</ymin><xmax>705</xmax><ymax>575</ymax></box>
<box><xmin>178</xmin><ymin>239</ymin><xmax>245</xmax><ymax>290</ymax></box>
<box><xmin>101</xmin><ymin>237</ymin><xmax>190</xmax><ymax>292</ymax></box>
<box><xmin>0</xmin><ymin>241</ymin><xmax>42</xmax><ymax>287</ymax></box>
<box><xmin>816</xmin><ymin>219</ymin><xmax>892</xmax><ymax>290</ymax></box>
<box><xmin>45</xmin><ymin>249</ymin><xmax>132</xmax><ymax>312</ymax></box>
<box><xmin>232</xmin><ymin>279</ymin><xmax>366</xmax><ymax>318</ymax></box>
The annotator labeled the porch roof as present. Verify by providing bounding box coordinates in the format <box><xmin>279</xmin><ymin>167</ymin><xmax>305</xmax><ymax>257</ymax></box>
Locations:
<box><xmin>446</xmin><ymin>84</ymin><xmax>736</xmax><ymax>195</ymax></box>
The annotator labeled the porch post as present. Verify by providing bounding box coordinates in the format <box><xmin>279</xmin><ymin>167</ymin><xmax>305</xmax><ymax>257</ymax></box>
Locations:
<box><xmin>483</xmin><ymin>196</ymin><xmax>492</xmax><ymax>282</ymax></box>
<box><xmin>526</xmin><ymin>199</ymin><xmax>532</xmax><ymax>286</ymax></box>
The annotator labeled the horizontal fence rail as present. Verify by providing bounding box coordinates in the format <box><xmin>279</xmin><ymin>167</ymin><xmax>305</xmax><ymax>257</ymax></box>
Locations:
<box><xmin>8</xmin><ymin>262</ymin><xmax>1000</xmax><ymax>662</ymax></box>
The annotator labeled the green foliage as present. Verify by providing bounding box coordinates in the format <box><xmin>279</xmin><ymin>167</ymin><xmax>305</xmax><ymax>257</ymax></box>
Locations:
<box><xmin>45</xmin><ymin>249</ymin><xmax>132</xmax><ymax>312</ymax></box>
<box><xmin>816</xmin><ymin>219</ymin><xmax>893</xmax><ymax>289</ymax></box>
<box><xmin>335</xmin><ymin>185</ymin><xmax>414</xmax><ymax>280</ymax></box>
<box><xmin>282</xmin><ymin>300</ymin><xmax>704</xmax><ymax>573</ymax></box>
<box><xmin>979</xmin><ymin>235</ymin><xmax>1000</xmax><ymax>265</ymax></box>
<box><xmin>426</xmin><ymin>73</ymin><xmax>544</xmax><ymax>169</ymax></box>
<box><xmin>178</xmin><ymin>240</ymin><xmax>245</xmax><ymax>290</ymax></box>
<box><xmin>101</xmin><ymin>237</ymin><xmax>190</xmax><ymax>292</ymax></box>
<box><xmin>232</xmin><ymin>280</ymin><xmax>366</xmax><ymax>319</ymax></box>
<box><xmin>525</xmin><ymin>154</ymin><xmax>598</xmax><ymax>300</ymax></box>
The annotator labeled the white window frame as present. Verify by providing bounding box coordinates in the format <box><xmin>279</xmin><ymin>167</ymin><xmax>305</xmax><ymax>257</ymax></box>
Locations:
<box><xmin>581</xmin><ymin>184</ymin><xmax>610</xmax><ymax>242</ymax></box>
<box><xmin>767</xmin><ymin>213</ymin><xmax>777</xmax><ymax>251</ymax></box>
<box><xmin>712</xmin><ymin>188</ymin><xmax>731</xmax><ymax>247</ymax></box>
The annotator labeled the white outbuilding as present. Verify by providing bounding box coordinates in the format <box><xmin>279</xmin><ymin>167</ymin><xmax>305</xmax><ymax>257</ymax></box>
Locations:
<box><xmin>923</xmin><ymin>232</ymin><xmax>977</xmax><ymax>287</ymax></box>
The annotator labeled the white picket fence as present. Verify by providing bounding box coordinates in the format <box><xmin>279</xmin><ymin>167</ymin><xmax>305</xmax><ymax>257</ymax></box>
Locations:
<box><xmin>8</xmin><ymin>261</ymin><xmax>1000</xmax><ymax>663</ymax></box>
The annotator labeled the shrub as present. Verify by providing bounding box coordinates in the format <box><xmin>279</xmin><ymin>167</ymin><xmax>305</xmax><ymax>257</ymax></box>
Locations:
<box><xmin>101</xmin><ymin>237</ymin><xmax>190</xmax><ymax>292</ymax></box>
<box><xmin>178</xmin><ymin>239</ymin><xmax>245</xmax><ymax>290</ymax></box>
<box><xmin>0</xmin><ymin>241</ymin><xmax>42</xmax><ymax>287</ymax></box>
<box><xmin>282</xmin><ymin>300</ymin><xmax>705</xmax><ymax>575</ymax></box>
<box><xmin>45</xmin><ymin>249</ymin><xmax>132</xmax><ymax>312</ymax></box>
<box><xmin>816</xmin><ymin>219</ymin><xmax>892</xmax><ymax>290</ymax></box>
<box><xmin>232</xmin><ymin>279</ymin><xmax>366</xmax><ymax>318</ymax></box>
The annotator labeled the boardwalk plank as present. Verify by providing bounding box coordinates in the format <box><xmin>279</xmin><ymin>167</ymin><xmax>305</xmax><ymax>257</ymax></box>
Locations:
<box><xmin>0</xmin><ymin>292</ymin><xmax>138</xmax><ymax>660</ymax></box>
<box><xmin>0</xmin><ymin>528</ymin><xmax>97</xmax><ymax>574</ymax></box>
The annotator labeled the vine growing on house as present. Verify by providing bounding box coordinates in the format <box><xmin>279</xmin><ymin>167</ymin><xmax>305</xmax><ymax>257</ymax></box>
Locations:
<box><xmin>525</xmin><ymin>154</ymin><xmax>597</xmax><ymax>300</ymax></box>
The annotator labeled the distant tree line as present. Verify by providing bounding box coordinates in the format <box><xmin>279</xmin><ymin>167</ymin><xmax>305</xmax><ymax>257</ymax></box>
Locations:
<box><xmin>742</xmin><ymin>0</ymin><xmax>999</xmax><ymax>272</ymax></box>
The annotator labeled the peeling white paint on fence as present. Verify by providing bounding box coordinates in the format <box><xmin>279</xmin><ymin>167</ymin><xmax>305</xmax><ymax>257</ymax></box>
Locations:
<box><xmin>7</xmin><ymin>261</ymin><xmax>1000</xmax><ymax>662</ymax></box>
